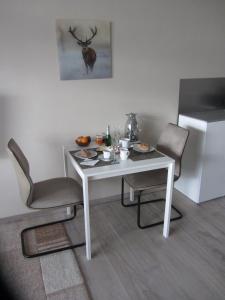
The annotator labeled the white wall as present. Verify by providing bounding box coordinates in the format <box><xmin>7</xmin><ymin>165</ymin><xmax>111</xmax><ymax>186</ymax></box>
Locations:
<box><xmin>1</xmin><ymin>0</ymin><xmax>225</xmax><ymax>218</ymax></box>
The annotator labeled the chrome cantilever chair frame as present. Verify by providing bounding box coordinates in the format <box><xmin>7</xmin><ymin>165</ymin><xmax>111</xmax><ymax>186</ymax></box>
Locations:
<box><xmin>121</xmin><ymin>178</ymin><xmax>183</xmax><ymax>229</ymax></box>
<box><xmin>20</xmin><ymin>204</ymin><xmax>85</xmax><ymax>258</ymax></box>
<box><xmin>121</xmin><ymin>123</ymin><xmax>189</xmax><ymax>229</ymax></box>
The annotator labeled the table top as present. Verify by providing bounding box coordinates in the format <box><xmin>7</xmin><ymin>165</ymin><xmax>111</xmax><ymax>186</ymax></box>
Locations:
<box><xmin>64</xmin><ymin>143</ymin><xmax>175</xmax><ymax>180</ymax></box>
<box><xmin>70</xmin><ymin>148</ymin><xmax>163</xmax><ymax>168</ymax></box>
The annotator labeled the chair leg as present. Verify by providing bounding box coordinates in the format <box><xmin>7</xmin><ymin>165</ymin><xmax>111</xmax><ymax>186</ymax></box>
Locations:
<box><xmin>121</xmin><ymin>177</ymin><xmax>138</xmax><ymax>207</ymax></box>
<box><xmin>137</xmin><ymin>196</ymin><xmax>183</xmax><ymax>229</ymax></box>
<box><xmin>21</xmin><ymin>205</ymin><xmax>85</xmax><ymax>258</ymax></box>
<box><xmin>121</xmin><ymin>178</ymin><xmax>182</xmax><ymax>229</ymax></box>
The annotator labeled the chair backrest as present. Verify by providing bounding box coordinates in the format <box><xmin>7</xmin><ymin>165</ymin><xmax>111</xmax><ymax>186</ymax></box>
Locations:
<box><xmin>7</xmin><ymin>139</ymin><xmax>33</xmax><ymax>206</ymax></box>
<box><xmin>156</xmin><ymin>123</ymin><xmax>189</xmax><ymax>179</ymax></box>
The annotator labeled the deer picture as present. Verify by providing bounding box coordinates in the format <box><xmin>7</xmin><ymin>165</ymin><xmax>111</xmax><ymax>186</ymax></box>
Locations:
<box><xmin>68</xmin><ymin>26</ymin><xmax>97</xmax><ymax>74</ymax></box>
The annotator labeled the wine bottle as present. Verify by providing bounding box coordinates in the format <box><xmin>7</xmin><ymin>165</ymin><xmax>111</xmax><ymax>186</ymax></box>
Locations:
<box><xmin>105</xmin><ymin>125</ymin><xmax>112</xmax><ymax>146</ymax></box>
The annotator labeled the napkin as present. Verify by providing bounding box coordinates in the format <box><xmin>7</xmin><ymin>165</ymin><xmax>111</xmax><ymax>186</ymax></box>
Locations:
<box><xmin>80</xmin><ymin>159</ymin><xmax>99</xmax><ymax>167</ymax></box>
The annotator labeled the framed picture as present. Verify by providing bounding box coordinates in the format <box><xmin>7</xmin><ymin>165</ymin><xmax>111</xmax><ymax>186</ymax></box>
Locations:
<box><xmin>56</xmin><ymin>19</ymin><xmax>112</xmax><ymax>80</ymax></box>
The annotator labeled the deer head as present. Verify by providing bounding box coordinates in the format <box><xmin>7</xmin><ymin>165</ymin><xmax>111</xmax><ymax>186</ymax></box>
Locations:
<box><xmin>68</xmin><ymin>26</ymin><xmax>97</xmax><ymax>48</ymax></box>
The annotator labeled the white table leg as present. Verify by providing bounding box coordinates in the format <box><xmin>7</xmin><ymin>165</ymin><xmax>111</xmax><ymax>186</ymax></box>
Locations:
<box><xmin>63</xmin><ymin>147</ymin><xmax>72</xmax><ymax>215</ymax></box>
<box><xmin>163</xmin><ymin>161</ymin><xmax>175</xmax><ymax>238</ymax></box>
<box><xmin>129</xmin><ymin>187</ymin><xmax>135</xmax><ymax>202</ymax></box>
<box><xmin>82</xmin><ymin>176</ymin><xmax>91</xmax><ymax>260</ymax></box>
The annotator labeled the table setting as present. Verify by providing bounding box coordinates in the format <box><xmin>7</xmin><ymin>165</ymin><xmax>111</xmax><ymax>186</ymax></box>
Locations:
<box><xmin>70</xmin><ymin>112</ymin><xmax>164</xmax><ymax>169</ymax></box>
<box><xmin>70</xmin><ymin>138</ymin><xmax>163</xmax><ymax>170</ymax></box>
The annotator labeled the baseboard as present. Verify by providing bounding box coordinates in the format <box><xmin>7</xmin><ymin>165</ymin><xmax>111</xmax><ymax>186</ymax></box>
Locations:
<box><xmin>0</xmin><ymin>190</ymin><xmax>166</xmax><ymax>224</ymax></box>
<box><xmin>0</xmin><ymin>193</ymin><xmax>130</xmax><ymax>224</ymax></box>
<box><xmin>91</xmin><ymin>192</ymin><xmax>130</xmax><ymax>205</ymax></box>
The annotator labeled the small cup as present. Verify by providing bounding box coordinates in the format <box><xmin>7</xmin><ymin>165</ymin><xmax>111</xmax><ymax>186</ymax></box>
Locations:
<box><xmin>120</xmin><ymin>148</ymin><xmax>130</xmax><ymax>160</ymax></box>
<box><xmin>103</xmin><ymin>150</ymin><xmax>111</xmax><ymax>160</ymax></box>
<box><xmin>120</xmin><ymin>138</ymin><xmax>130</xmax><ymax>148</ymax></box>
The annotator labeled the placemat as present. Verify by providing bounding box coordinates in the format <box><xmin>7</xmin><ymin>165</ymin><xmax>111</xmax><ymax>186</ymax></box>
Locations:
<box><xmin>129</xmin><ymin>149</ymin><xmax>164</xmax><ymax>161</ymax></box>
<box><xmin>70</xmin><ymin>149</ymin><xmax>118</xmax><ymax>169</ymax></box>
<box><xmin>70</xmin><ymin>148</ymin><xmax>164</xmax><ymax>169</ymax></box>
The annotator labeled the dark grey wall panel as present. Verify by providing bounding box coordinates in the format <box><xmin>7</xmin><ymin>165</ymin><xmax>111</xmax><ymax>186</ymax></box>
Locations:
<box><xmin>178</xmin><ymin>78</ymin><xmax>225</xmax><ymax>114</ymax></box>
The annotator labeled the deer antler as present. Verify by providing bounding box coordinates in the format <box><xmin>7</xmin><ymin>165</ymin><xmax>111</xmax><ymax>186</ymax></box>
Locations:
<box><xmin>85</xmin><ymin>27</ymin><xmax>97</xmax><ymax>43</ymax></box>
<box><xmin>68</xmin><ymin>26</ymin><xmax>97</xmax><ymax>45</ymax></box>
<box><xmin>68</xmin><ymin>26</ymin><xmax>84</xmax><ymax>43</ymax></box>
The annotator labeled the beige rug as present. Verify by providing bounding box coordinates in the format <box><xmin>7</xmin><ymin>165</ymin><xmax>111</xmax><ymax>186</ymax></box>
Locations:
<box><xmin>28</xmin><ymin>223</ymin><xmax>91</xmax><ymax>300</ymax></box>
<box><xmin>36</xmin><ymin>223</ymin><xmax>71</xmax><ymax>252</ymax></box>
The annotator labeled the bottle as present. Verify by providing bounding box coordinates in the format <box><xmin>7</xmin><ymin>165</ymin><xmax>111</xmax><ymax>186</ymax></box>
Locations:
<box><xmin>105</xmin><ymin>125</ymin><xmax>112</xmax><ymax>146</ymax></box>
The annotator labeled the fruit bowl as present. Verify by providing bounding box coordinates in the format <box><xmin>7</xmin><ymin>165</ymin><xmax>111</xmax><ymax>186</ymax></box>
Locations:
<box><xmin>75</xmin><ymin>136</ymin><xmax>91</xmax><ymax>147</ymax></box>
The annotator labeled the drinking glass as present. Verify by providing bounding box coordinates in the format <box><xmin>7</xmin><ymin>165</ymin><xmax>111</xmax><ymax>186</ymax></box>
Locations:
<box><xmin>111</xmin><ymin>129</ymin><xmax>122</xmax><ymax>164</ymax></box>
<box><xmin>95</xmin><ymin>134</ymin><xmax>104</xmax><ymax>145</ymax></box>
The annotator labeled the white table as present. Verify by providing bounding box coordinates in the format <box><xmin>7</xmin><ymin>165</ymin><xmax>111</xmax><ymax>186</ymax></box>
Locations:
<box><xmin>63</xmin><ymin>144</ymin><xmax>175</xmax><ymax>260</ymax></box>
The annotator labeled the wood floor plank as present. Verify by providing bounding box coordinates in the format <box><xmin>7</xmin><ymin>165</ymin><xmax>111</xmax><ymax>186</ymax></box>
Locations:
<box><xmin>104</xmin><ymin>201</ymin><xmax>224</xmax><ymax>300</ymax></box>
<box><xmin>74</xmin><ymin>191</ymin><xmax>225</xmax><ymax>300</ymax></box>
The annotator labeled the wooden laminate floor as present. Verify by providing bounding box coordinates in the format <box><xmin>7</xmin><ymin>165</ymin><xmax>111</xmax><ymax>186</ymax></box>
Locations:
<box><xmin>71</xmin><ymin>190</ymin><xmax>225</xmax><ymax>300</ymax></box>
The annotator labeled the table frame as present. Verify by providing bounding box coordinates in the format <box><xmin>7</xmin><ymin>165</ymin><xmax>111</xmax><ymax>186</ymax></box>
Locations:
<box><xmin>63</xmin><ymin>144</ymin><xmax>175</xmax><ymax>260</ymax></box>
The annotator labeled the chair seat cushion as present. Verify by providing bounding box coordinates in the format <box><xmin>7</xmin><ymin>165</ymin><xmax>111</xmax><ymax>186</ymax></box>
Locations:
<box><xmin>30</xmin><ymin>177</ymin><xmax>83</xmax><ymax>209</ymax></box>
<box><xmin>124</xmin><ymin>169</ymin><xmax>178</xmax><ymax>191</ymax></box>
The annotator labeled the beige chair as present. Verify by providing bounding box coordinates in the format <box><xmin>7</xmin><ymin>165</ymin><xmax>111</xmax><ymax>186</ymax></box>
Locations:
<box><xmin>121</xmin><ymin>123</ymin><xmax>189</xmax><ymax>229</ymax></box>
<box><xmin>7</xmin><ymin>138</ymin><xmax>85</xmax><ymax>258</ymax></box>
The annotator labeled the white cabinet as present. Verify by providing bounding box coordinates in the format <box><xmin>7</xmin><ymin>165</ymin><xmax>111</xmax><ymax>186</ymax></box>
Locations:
<box><xmin>175</xmin><ymin>112</ymin><xmax>225</xmax><ymax>203</ymax></box>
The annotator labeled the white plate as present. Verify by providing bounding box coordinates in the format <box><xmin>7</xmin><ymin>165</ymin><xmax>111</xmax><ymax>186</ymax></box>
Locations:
<box><xmin>96</xmin><ymin>145</ymin><xmax>107</xmax><ymax>152</ymax></box>
<box><xmin>98</xmin><ymin>154</ymin><xmax>113</xmax><ymax>162</ymax></box>
<box><xmin>74</xmin><ymin>150</ymin><xmax>98</xmax><ymax>160</ymax></box>
<box><xmin>133</xmin><ymin>144</ymin><xmax>155</xmax><ymax>153</ymax></box>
